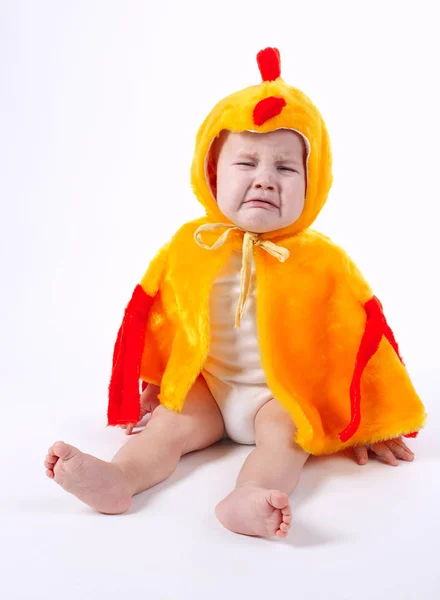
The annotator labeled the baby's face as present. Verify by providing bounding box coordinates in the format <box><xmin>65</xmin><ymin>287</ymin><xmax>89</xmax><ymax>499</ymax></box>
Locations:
<box><xmin>215</xmin><ymin>130</ymin><xmax>306</xmax><ymax>234</ymax></box>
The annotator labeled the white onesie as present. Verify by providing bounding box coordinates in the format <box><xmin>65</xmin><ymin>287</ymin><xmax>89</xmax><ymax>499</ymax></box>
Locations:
<box><xmin>202</xmin><ymin>250</ymin><xmax>273</xmax><ymax>444</ymax></box>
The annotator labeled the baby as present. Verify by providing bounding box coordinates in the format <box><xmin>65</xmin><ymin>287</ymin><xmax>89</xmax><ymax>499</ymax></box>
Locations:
<box><xmin>44</xmin><ymin>48</ymin><xmax>422</xmax><ymax>539</ymax></box>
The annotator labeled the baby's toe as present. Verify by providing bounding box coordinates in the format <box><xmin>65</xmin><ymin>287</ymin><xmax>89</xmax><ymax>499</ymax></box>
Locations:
<box><xmin>52</xmin><ymin>441</ymin><xmax>74</xmax><ymax>460</ymax></box>
<box><xmin>45</xmin><ymin>469</ymin><xmax>55</xmax><ymax>478</ymax></box>
<box><xmin>279</xmin><ymin>521</ymin><xmax>290</xmax><ymax>533</ymax></box>
<box><xmin>268</xmin><ymin>490</ymin><xmax>290</xmax><ymax>510</ymax></box>
<box><xmin>276</xmin><ymin>529</ymin><xmax>288</xmax><ymax>538</ymax></box>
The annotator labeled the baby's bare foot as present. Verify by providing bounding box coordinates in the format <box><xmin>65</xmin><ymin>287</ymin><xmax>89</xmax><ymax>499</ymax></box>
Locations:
<box><xmin>44</xmin><ymin>441</ymin><xmax>132</xmax><ymax>514</ymax></box>
<box><xmin>215</xmin><ymin>486</ymin><xmax>292</xmax><ymax>538</ymax></box>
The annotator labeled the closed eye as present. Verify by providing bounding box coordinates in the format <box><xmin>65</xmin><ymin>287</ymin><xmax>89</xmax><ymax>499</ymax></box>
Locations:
<box><xmin>236</xmin><ymin>163</ymin><xmax>297</xmax><ymax>172</ymax></box>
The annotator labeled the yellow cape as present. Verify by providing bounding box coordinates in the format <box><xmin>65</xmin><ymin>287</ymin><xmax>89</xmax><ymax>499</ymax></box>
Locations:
<box><xmin>108</xmin><ymin>48</ymin><xmax>426</xmax><ymax>455</ymax></box>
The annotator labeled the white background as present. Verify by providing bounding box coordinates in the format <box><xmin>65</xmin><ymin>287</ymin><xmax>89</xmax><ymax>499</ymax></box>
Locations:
<box><xmin>1</xmin><ymin>1</ymin><xmax>439</xmax><ymax>599</ymax></box>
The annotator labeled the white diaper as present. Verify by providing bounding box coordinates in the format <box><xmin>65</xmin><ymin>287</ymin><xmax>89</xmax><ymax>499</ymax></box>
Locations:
<box><xmin>202</xmin><ymin>371</ymin><xmax>273</xmax><ymax>444</ymax></box>
<box><xmin>202</xmin><ymin>250</ymin><xmax>273</xmax><ymax>444</ymax></box>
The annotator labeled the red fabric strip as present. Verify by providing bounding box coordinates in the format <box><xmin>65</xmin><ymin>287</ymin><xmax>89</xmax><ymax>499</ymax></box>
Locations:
<box><xmin>107</xmin><ymin>285</ymin><xmax>153</xmax><ymax>425</ymax></box>
<box><xmin>339</xmin><ymin>297</ymin><xmax>384</xmax><ymax>442</ymax></box>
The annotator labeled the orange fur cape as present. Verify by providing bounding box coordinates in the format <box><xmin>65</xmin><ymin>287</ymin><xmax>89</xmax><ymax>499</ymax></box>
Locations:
<box><xmin>107</xmin><ymin>47</ymin><xmax>426</xmax><ymax>455</ymax></box>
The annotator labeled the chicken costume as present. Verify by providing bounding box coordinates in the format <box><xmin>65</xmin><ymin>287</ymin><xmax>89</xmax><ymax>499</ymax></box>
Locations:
<box><xmin>107</xmin><ymin>47</ymin><xmax>426</xmax><ymax>455</ymax></box>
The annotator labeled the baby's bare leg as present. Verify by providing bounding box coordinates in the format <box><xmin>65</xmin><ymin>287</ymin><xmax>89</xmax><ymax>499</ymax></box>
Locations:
<box><xmin>44</xmin><ymin>376</ymin><xmax>224</xmax><ymax>514</ymax></box>
<box><xmin>111</xmin><ymin>376</ymin><xmax>224</xmax><ymax>494</ymax></box>
<box><xmin>216</xmin><ymin>399</ymin><xmax>309</xmax><ymax>538</ymax></box>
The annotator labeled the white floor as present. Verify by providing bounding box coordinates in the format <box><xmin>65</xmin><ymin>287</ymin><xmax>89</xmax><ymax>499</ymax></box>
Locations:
<box><xmin>2</xmin><ymin>369</ymin><xmax>439</xmax><ymax>600</ymax></box>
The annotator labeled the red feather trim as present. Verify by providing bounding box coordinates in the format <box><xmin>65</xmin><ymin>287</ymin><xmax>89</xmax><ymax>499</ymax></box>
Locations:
<box><xmin>107</xmin><ymin>285</ymin><xmax>153</xmax><ymax>425</ymax></box>
<box><xmin>257</xmin><ymin>47</ymin><xmax>281</xmax><ymax>81</ymax></box>
<box><xmin>339</xmin><ymin>296</ymin><xmax>406</xmax><ymax>443</ymax></box>
<box><xmin>253</xmin><ymin>96</ymin><xmax>286</xmax><ymax>126</ymax></box>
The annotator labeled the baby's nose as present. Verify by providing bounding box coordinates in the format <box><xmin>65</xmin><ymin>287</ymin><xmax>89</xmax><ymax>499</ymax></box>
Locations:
<box><xmin>252</xmin><ymin>165</ymin><xmax>277</xmax><ymax>191</ymax></box>
<box><xmin>253</xmin><ymin>177</ymin><xmax>275</xmax><ymax>191</ymax></box>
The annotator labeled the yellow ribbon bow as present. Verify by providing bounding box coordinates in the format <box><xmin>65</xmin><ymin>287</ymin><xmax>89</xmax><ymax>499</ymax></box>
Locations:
<box><xmin>194</xmin><ymin>223</ymin><xmax>290</xmax><ymax>327</ymax></box>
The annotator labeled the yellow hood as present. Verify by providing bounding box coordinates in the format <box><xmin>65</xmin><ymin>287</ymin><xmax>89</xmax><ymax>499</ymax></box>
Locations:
<box><xmin>190</xmin><ymin>47</ymin><xmax>333</xmax><ymax>240</ymax></box>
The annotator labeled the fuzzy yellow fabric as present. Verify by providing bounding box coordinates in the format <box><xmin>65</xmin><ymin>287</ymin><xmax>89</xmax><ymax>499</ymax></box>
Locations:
<box><xmin>132</xmin><ymin>50</ymin><xmax>425</xmax><ymax>455</ymax></box>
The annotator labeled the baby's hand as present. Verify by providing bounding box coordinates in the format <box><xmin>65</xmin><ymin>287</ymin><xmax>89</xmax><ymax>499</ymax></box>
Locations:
<box><xmin>353</xmin><ymin>437</ymin><xmax>415</xmax><ymax>466</ymax></box>
<box><xmin>119</xmin><ymin>384</ymin><xmax>161</xmax><ymax>435</ymax></box>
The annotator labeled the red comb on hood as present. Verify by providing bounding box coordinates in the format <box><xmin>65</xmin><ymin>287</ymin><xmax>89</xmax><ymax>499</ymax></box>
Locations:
<box><xmin>257</xmin><ymin>47</ymin><xmax>281</xmax><ymax>81</ymax></box>
<box><xmin>253</xmin><ymin>47</ymin><xmax>286</xmax><ymax>125</ymax></box>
